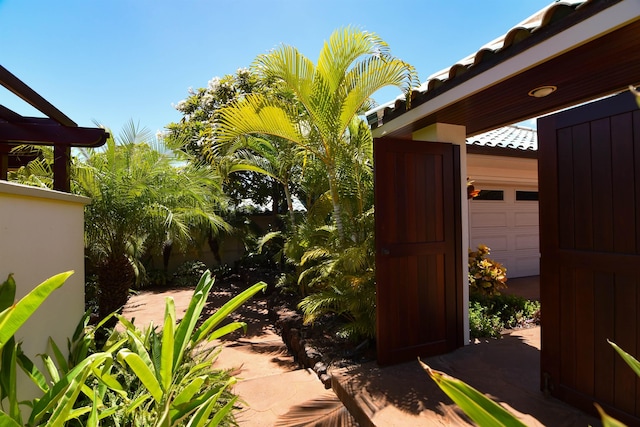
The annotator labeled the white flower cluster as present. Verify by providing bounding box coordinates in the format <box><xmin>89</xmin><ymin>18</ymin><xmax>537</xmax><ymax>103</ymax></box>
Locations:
<box><xmin>207</xmin><ymin>76</ymin><xmax>221</xmax><ymax>92</ymax></box>
<box><xmin>174</xmin><ymin>99</ymin><xmax>187</xmax><ymax>112</ymax></box>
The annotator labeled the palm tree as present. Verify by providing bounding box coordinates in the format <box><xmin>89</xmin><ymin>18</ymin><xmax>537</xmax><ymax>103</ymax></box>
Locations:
<box><xmin>76</xmin><ymin>121</ymin><xmax>229</xmax><ymax>320</ymax></box>
<box><xmin>216</xmin><ymin>26</ymin><xmax>418</xmax><ymax>241</ymax></box>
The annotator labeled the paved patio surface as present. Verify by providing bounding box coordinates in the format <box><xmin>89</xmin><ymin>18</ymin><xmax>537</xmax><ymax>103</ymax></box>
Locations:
<box><xmin>332</xmin><ymin>326</ymin><xmax>600</xmax><ymax>426</ymax></box>
<box><xmin>122</xmin><ymin>284</ymin><xmax>354</xmax><ymax>426</ymax></box>
<box><xmin>122</xmin><ymin>275</ymin><xmax>603</xmax><ymax>426</ymax></box>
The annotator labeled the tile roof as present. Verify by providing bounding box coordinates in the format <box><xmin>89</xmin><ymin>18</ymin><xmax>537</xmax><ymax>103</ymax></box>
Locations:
<box><xmin>366</xmin><ymin>0</ymin><xmax>592</xmax><ymax>128</ymax></box>
<box><xmin>467</xmin><ymin>125</ymin><xmax>537</xmax><ymax>151</ymax></box>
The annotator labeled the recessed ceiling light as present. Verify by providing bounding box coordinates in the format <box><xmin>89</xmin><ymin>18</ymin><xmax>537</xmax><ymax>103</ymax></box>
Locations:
<box><xmin>528</xmin><ymin>85</ymin><xmax>557</xmax><ymax>98</ymax></box>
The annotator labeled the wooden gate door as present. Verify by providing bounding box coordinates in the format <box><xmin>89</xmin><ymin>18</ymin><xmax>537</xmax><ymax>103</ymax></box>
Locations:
<box><xmin>374</xmin><ymin>138</ymin><xmax>463</xmax><ymax>365</ymax></box>
<box><xmin>538</xmin><ymin>91</ymin><xmax>640</xmax><ymax>424</ymax></box>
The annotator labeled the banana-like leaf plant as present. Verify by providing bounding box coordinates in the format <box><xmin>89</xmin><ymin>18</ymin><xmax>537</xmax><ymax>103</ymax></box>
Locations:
<box><xmin>112</xmin><ymin>270</ymin><xmax>267</xmax><ymax>425</ymax></box>
<box><xmin>0</xmin><ymin>272</ymin><xmax>73</xmax><ymax>425</ymax></box>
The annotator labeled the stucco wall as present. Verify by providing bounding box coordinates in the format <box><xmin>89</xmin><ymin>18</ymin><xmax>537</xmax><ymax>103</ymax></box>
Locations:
<box><xmin>0</xmin><ymin>181</ymin><xmax>88</xmax><ymax>398</ymax></box>
<box><xmin>467</xmin><ymin>153</ymin><xmax>538</xmax><ymax>186</ymax></box>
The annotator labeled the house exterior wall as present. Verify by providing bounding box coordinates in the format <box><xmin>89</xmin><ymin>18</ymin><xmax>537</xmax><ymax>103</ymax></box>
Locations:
<box><xmin>467</xmin><ymin>153</ymin><xmax>539</xmax><ymax>278</ymax></box>
<box><xmin>467</xmin><ymin>153</ymin><xmax>537</xmax><ymax>186</ymax></box>
<box><xmin>0</xmin><ymin>181</ymin><xmax>88</xmax><ymax>399</ymax></box>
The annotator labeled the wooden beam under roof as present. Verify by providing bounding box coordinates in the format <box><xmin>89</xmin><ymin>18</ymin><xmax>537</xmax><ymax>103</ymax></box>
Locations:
<box><xmin>0</xmin><ymin>65</ymin><xmax>109</xmax><ymax>191</ymax></box>
<box><xmin>0</xmin><ymin>65</ymin><xmax>77</xmax><ymax>127</ymax></box>
<box><xmin>0</xmin><ymin>118</ymin><xmax>108</xmax><ymax>147</ymax></box>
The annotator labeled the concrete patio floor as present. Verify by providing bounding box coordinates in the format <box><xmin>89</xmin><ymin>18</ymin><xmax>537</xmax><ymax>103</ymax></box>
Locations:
<box><xmin>331</xmin><ymin>276</ymin><xmax>601</xmax><ymax>426</ymax></box>
<box><xmin>122</xmin><ymin>275</ymin><xmax>603</xmax><ymax>426</ymax></box>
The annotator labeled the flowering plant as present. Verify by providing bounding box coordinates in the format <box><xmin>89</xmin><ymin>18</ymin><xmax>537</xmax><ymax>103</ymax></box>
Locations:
<box><xmin>468</xmin><ymin>244</ymin><xmax>507</xmax><ymax>296</ymax></box>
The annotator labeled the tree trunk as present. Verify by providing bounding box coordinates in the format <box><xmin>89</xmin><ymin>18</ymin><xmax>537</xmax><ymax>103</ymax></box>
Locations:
<box><xmin>271</xmin><ymin>178</ymin><xmax>281</xmax><ymax>215</ymax></box>
<box><xmin>327</xmin><ymin>166</ymin><xmax>346</xmax><ymax>242</ymax></box>
<box><xmin>97</xmin><ymin>254</ymin><xmax>135</xmax><ymax>322</ymax></box>
<box><xmin>283</xmin><ymin>181</ymin><xmax>295</xmax><ymax>226</ymax></box>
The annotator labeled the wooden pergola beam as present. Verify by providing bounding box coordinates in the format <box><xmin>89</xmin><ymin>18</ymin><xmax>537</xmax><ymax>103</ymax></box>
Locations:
<box><xmin>0</xmin><ymin>119</ymin><xmax>108</xmax><ymax>147</ymax></box>
<box><xmin>0</xmin><ymin>65</ymin><xmax>76</xmax><ymax>127</ymax></box>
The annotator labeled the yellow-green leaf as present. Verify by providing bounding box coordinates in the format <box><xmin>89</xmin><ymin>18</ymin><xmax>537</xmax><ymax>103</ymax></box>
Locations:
<box><xmin>0</xmin><ymin>271</ymin><xmax>73</xmax><ymax>349</ymax></box>
<box><xmin>419</xmin><ymin>359</ymin><xmax>527</xmax><ymax>427</ymax></box>
<box><xmin>595</xmin><ymin>403</ymin><xmax>628</xmax><ymax>427</ymax></box>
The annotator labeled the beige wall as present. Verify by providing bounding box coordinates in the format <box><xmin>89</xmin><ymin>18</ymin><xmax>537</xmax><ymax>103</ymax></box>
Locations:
<box><xmin>0</xmin><ymin>181</ymin><xmax>88</xmax><ymax>399</ymax></box>
<box><xmin>467</xmin><ymin>153</ymin><xmax>538</xmax><ymax>186</ymax></box>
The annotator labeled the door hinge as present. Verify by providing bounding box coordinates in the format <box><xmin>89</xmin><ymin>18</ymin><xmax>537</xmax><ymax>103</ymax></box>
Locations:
<box><xmin>542</xmin><ymin>372</ymin><xmax>553</xmax><ymax>396</ymax></box>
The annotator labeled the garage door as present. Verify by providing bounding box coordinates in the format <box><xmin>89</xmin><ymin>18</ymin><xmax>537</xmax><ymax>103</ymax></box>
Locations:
<box><xmin>469</xmin><ymin>184</ymin><xmax>539</xmax><ymax>278</ymax></box>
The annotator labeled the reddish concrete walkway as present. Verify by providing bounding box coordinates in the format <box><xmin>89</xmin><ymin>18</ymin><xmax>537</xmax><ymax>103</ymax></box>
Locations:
<box><xmin>123</xmin><ymin>275</ymin><xmax>602</xmax><ymax>426</ymax></box>
<box><xmin>332</xmin><ymin>327</ymin><xmax>600</xmax><ymax>426</ymax></box>
<box><xmin>122</xmin><ymin>285</ymin><xmax>352</xmax><ymax>426</ymax></box>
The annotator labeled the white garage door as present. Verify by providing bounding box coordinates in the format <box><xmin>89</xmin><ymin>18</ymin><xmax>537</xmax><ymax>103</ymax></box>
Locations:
<box><xmin>469</xmin><ymin>185</ymin><xmax>539</xmax><ymax>278</ymax></box>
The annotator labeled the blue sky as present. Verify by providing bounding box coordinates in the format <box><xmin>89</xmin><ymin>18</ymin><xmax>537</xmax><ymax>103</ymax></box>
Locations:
<box><xmin>0</xmin><ymin>1</ymin><xmax>552</xmax><ymax>135</ymax></box>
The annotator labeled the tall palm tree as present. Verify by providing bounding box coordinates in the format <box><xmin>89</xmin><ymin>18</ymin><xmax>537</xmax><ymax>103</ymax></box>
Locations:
<box><xmin>216</xmin><ymin>27</ymin><xmax>418</xmax><ymax>241</ymax></box>
<box><xmin>77</xmin><ymin>121</ymin><xmax>229</xmax><ymax>320</ymax></box>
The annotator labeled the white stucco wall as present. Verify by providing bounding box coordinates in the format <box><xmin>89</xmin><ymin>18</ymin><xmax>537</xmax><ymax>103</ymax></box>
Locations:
<box><xmin>0</xmin><ymin>181</ymin><xmax>88</xmax><ymax>399</ymax></box>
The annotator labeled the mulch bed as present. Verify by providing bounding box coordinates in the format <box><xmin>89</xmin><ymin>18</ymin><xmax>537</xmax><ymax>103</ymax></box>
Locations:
<box><xmin>211</xmin><ymin>269</ymin><xmax>376</xmax><ymax>388</ymax></box>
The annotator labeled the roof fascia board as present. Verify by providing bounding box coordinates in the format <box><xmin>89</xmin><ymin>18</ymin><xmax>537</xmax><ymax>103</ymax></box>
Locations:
<box><xmin>373</xmin><ymin>0</ymin><xmax>640</xmax><ymax>138</ymax></box>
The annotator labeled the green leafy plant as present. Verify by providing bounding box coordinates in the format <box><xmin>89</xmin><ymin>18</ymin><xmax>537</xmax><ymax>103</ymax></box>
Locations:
<box><xmin>420</xmin><ymin>340</ymin><xmax>640</xmax><ymax>426</ymax></box>
<box><xmin>468</xmin><ymin>244</ymin><xmax>507</xmax><ymax>296</ymax></box>
<box><xmin>171</xmin><ymin>260</ymin><xmax>210</xmax><ymax>288</ymax></box>
<box><xmin>419</xmin><ymin>359</ymin><xmax>527</xmax><ymax>427</ymax></box>
<box><xmin>0</xmin><ymin>271</ymin><xmax>100</xmax><ymax>426</ymax></box>
<box><xmin>1</xmin><ymin>270</ymin><xmax>266</xmax><ymax>426</ymax></box>
<box><xmin>108</xmin><ymin>270</ymin><xmax>266</xmax><ymax>425</ymax></box>
<box><xmin>469</xmin><ymin>293</ymin><xmax>540</xmax><ymax>338</ymax></box>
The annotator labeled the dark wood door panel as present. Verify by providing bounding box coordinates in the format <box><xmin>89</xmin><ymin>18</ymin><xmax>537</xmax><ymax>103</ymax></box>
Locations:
<box><xmin>374</xmin><ymin>138</ymin><xmax>462</xmax><ymax>365</ymax></box>
<box><xmin>539</xmin><ymin>91</ymin><xmax>640</xmax><ymax>423</ymax></box>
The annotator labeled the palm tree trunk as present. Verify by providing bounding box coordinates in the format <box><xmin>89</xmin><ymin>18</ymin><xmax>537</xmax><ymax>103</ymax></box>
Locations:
<box><xmin>283</xmin><ymin>181</ymin><xmax>295</xmax><ymax>226</ymax></box>
<box><xmin>97</xmin><ymin>254</ymin><xmax>135</xmax><ymax>321</ymax></box>
<box><xmin>327</xmin><ymin>166</ymin><xmax>346</xmax><ymax>242</ymax></box>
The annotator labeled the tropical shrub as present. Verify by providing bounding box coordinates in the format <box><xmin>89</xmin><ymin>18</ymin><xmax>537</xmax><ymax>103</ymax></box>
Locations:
<box><xmin>469</xmin><ymin>293</ymin><xmax>540</xmax><ymax>338</ymax></box>
<box><xmin>105</xmin><ymin>271</ymin><xmax>266</xmax><ymax>426</ymax></box>
<box><xmin>468</xmin><ymin>244</ymin><xmax>507</xmax><ymax>296</ymax></box>
<box><xmin>76</xmin><ymin>122</ymin><xmax>230</xmax><ymax>321</ymax></box>
<box><xmin>0</xmin><ymin>271</ymin><xmax>107</xmax><ymax>426</ymax></box>
<box><xmin>1</xmin><ymin>270</ymin><xmax>266</xmax><ymax>426</ymax></box>
<box><xmin>171</xmin><ymin>260</ymin><xmax>210</xmax><ymax>288</ymax></box>
<box><xmin>296</xmin><ymin>209</ymin><xmax>377</xmax><ymax>341</ymax></box>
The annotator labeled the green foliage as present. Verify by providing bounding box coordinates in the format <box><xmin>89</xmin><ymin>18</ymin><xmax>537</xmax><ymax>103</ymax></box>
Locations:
<box><xmin>469</xmin><ymin>293</ymin><xmax>540</xmax><ymax>339</ymax></box>
<box><xmin>106</xmin><ymin>270</ymin><xmax>266</xmax><ymax>426</ymax></box>
<box><xmin>468</xmin><ymin>245</ymin><xmax>508</xmax><ymax>296</ymax></box>
<box><xmin>0</xmin><ymin>271</ymin><xmax>107</xmax><ymax>426</ymax></box>
<box><xmin>1</xmin><ymin>271</ymin><xmax>266</xmax><ymax>426</ymax></box>
<box><xmin>296</xmin><ymin>209</ymin><xmax>377</xmax><ymax>341</ymax></box>
<box><xmin>422</xmin><ymin>341</ymin><xmax>640</xmax><ymax>426</ymax></box>
<box><xmin>171</xmin><ymin>260</ymin><xmax>210</xmax><ymax>288</ymax></box>
<box><xmin>76</xmin><ymin>121</ymin><xmax>230</xmax><ymax>320</ymax></box>
<box><xmin>419</xmin><ymin>360</ymin><xmax>527</xmax><ymax>427</ymax></box>
<box><xmin>216</xmin><ymin>26</ymin><xmax>418</xmax><ymax>242</ymax></box>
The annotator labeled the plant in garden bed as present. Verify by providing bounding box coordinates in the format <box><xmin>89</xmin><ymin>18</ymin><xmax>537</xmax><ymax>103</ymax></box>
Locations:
<box><xmin>0</xmin><ymin>270</ymin><xmax>266</xmax><ymax>426</ymax></box>
<box><xmin>468</xmin><ymin>244</ymin><xmax>507</xmax><ymax>296</ymax></box>
<box><xmin>469</xmin><ymin>293</ymin><xmax>540</xmax><ymax>339</ymax></box>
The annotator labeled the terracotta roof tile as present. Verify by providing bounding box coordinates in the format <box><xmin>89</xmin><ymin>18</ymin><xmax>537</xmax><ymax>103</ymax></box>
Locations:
<box><xmin>367</xmin><ymin>0</ymin><xmax>592</xmax><ymax>128</ymax></box>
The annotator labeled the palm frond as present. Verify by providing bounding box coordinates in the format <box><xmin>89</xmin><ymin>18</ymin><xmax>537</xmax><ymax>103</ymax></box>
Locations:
<box><xmin>254</xmin><ymin>45</ymin><xmax>316</xmax><ymax>109</ymax></box>
<box><xmin>316</xmin><ymin>26</ymin><xmax>391</xmax><ymax>94</ymax></box>
<box><xmin>340</xmin><ymin>56</ymin><xmax>418</xmax><ymax>129</ymax></box>
<box><xmin>274</xmin><ymin>392</ymin><xmax>357</xmax><ymax>427</ymax></box>
<box><xmin>217</xmin><ymin>94</ymin><xmax>310</xmax><ymax>153</ymax></box>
